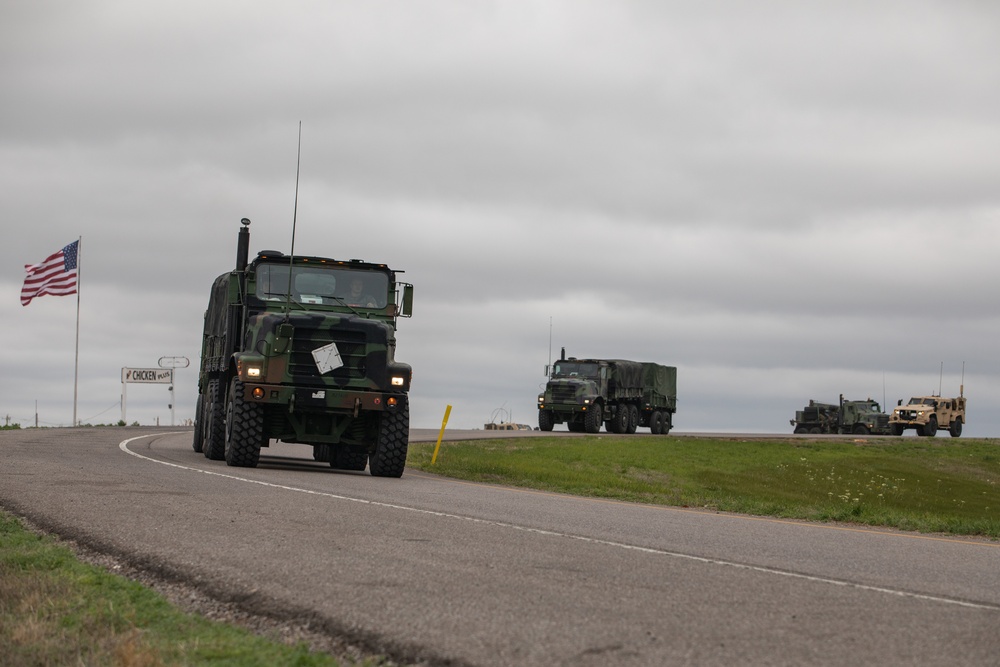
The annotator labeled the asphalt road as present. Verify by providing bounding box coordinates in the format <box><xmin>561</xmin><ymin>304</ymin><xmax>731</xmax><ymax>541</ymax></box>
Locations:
<box><xmin>1</xmin><ymin>427</ymin><xmax>998</xmax><ymax>666</ymax></box>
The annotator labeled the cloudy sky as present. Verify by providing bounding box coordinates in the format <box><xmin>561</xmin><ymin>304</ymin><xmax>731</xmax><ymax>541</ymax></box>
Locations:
<box><xmin>2</xmin><ymin>1</ymin><xmax>998</xmax><ymax>436</ymax></box>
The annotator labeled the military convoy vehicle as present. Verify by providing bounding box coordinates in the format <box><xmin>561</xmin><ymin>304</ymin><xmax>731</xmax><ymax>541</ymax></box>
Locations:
<box><xmin>791</xmin><ymin>395</ymin><xmax>891</xmax><ymax>435</ymax></box>
<box><xmin>889</xmin><ymin>392</ymin><xmax>966</xmax><ymax>437</ymax></box>
<box><xmin>537</xmin><ymin>350</ymin><xmax>677</xmax><ymax>434</ymax></box>
<box><xmin>192</xmin><ymin>218</ymin><xmax>414</xmax><ymax>476</ymax></box>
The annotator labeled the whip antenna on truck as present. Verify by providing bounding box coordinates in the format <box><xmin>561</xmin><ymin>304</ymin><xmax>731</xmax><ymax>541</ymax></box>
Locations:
<box><xmin>283</xmin><ymin>121</ymin><xmax>303</xmax><ymax>319</ymax></box>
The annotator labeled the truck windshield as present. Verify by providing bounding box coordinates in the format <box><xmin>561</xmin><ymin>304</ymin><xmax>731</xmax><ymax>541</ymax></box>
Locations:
<box><xmin>908</xmin><ymin>397</ymin><xmax>935</xmax><ymax>406</ymax></box>
<box><xmin>254</xmin><ymin>264</ymin><xmax>388</xmax><ymax>308</ymax></box>
<box><xmin>553</xmin><ymin>362</ymin><xmax>599</xmax><ymax>378</ymax></box>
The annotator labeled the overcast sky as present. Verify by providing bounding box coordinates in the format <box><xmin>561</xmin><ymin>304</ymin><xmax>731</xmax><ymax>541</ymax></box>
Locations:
<box><xmin>2</xmin><ymin>1</ymin><xmax>998</xmax><ymax>437</ymax></box>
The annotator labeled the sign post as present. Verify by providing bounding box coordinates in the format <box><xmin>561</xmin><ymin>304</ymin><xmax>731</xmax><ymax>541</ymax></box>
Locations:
<box><xmin>158</xmin><ymin>357</ymin><xmax>190</xmax><ymax>426</ymax></box>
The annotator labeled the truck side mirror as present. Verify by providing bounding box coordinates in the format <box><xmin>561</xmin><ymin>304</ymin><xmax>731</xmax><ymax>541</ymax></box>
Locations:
<box><xmin>400</xmin><ymin>283</ymin><xmax>414</xmax><ymax>317</ymax></box>
<box><xmin>897</xmin><ymin>399</ymin><xmax>902</xmax><ymax>406</ymax></box>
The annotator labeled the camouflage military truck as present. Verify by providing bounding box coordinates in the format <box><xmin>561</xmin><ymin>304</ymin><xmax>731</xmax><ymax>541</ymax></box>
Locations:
<box><xmin>791</xmin><ymin>395</ymin><xmax>891</xmax><ymax>435</ymax></box>
<box><xmin>192</xmin><ymin>218</ymin><xmax>414</xmax><ymax>476</ymax></box>
<box><xmin>537</xmin><ymin>350</ymin><xmax>677</xmax><ymax>434</ymax></box>
<box><xmin>889</xmin><ymin>393</ymin><xmax>966</xmax><ymax>437</ymax></box>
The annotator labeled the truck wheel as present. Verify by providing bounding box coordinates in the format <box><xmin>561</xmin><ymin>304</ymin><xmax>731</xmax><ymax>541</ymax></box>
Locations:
<box><xmin>650</xmin><ymin>411</ymin><xmax>663</xmax><ymax>435</ymax></box>
<box><xmin>313</xmin><ymin>445</ymin><xmax>331</xmax><ymax>462</ymax></box>
<box><xmin>949</xmin><ymin>418</ymin><xmax>962</xmax><ymax>438</ymax></box>
<box><xmin>203</xmin><ymin>378</ymin><xmax>226</xmax><ymax>460</ymax></box>
<box><xmin>584</xmin><ymin>403</ymin><xmax>603</xmax><ymax>433</ymax></box>
<box><xmin>626</xmin><ymin>405</ymin><xmax>639</xmax><ymax>434</ymax></box>
<box><xmin>538</xmin><ymin>410</ymin><xmax>554</xmax><ymax>432</ymax></box>
<box><xmin>333</xmin><ymin>446</ymin><xmax>368</xmax><ymax>471</ymax></box>
<box><xmin>224</xmin><ymin>378</ymin><xmax>263</xmax><ymax>467</ymax></box>
<box><xmin>890</xmin><ymin>423</ymin><xmax>903</xmax><ymax>436</ymax></box>
<box><xmin>661</xmin><ymin>413</ymin><xmax>672</xmax><ymax>434</ymax></box>
<box><xmin>852</xmin><ymin>424</ymin><xmax>869</xmax><ymax>435</ymax></box>
<box><xmin>370</xmin><ymin>403</ymin><xmax>409</xmax><ymax>477</ymax></box>
<box><xmin>607</xmin><ymin>407</ymin><xmax>623</xmax><ymax>434</ymax></box>
<box><xmin>921</xmin><ymin>416</ymin><xmax>938</xmax><ymax>437</ymax></box>
<box><xmin>793</xmin><ymin>425</ymin><xmax>807</xmax><ymax>434</ymax></box>
<box><xmin>192</xmin><ymin>396</ymin><xmax>205</xmax><ymax>452</ymax></box>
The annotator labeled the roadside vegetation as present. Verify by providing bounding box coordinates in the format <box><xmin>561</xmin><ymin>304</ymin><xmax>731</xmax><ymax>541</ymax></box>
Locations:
<box><xmin>0</xmin><ymin>511</ymin><xmax>374</xmax><ymax>667</ymax></box>
<box><xmin>408</xmin><ymin>435</ymin><xmax>1000</xmax><ymax>538</ymax></box>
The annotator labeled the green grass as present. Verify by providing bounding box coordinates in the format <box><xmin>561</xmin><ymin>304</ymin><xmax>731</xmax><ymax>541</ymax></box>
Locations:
<box><xmin>0</xmin><ymin>511</ymin><xmax>367</xmax><ymax>667</ymax></box>
<box><xmin>408</xmin><ymin>435</ymin><xmax>1000</xmax><ymax>538</ymax></box>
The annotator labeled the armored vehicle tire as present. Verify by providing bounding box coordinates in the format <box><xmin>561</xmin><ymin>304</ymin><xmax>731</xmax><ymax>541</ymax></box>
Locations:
<box><xmin>192</xmin><ymin>398</ymin><xmax>204</xmax><ymax>452</ymax></box>
<box><xmin>333</xmin><ymin>446</ymin><xmax>368</xmax><ymax>471</ymax></box>
<box><xmin>370</xmin><ymin>403</ymin><xmax>409</xmax><ymax>478</ymax></box>
<box><xmin>538</xmin><ymin>410</ymin><xmax>555</xmax><ymax>432</ymax></box>
<box><xmin>313</xmin><ymin>445</ymin><xmax>331</xmax><ymax>462</ymax></box>
<box><xmin>650</xmin><ymin>411</ymin><xmax>663</xmax><ymax>435</ymax></box>
<box><xmin>889</xmin><ymin>423</ymin><xmax>904</xmax><ymax>436</ymax></box>
<box><xmin>852</xmin><ymin>424</ymin><xmax>869</xmax><ymax>435</ymax></box>
<box><xmin>921</xmin><ymin>416</ymin><xmax>938</xmax><ymax>437</ymax></box>
<box><xmin>584</xmin><ymin>403</ymin><xmax>603</xmax><ymax>434</ymax></box>
<box><xmin>949</xmin><ymin>418</ymin><xmax>963</xmax><ymax>438</ymax></box>
<box><xmin>627</xmin><ymin>405</ymin><xmax>639</xmax><ymax>434</ymax></box>
<box><xmin>809</xmin><ymin>427</ymin><xmax>821</xmax><ymax>434</ymax></box>
<box><xmin>204</xmin><ymin>379</ymin><xmax>227</xmax><ymax>460</ymax></box>
<box><xmin>793</xmin><ymin>425</ymin><xmax>808</xmax><ymax>434</ymax></box>
<box><xmin>224</xmin><ymin>378</ymin><xmax>263</xmax><ymax>467</ymax></box>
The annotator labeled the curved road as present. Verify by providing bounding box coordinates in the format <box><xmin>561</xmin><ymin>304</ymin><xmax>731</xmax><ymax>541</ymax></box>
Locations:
<box><xmin>1</xmin><ymin>427</ymin><xmax>998</xmax><ymax>666</ymax></box>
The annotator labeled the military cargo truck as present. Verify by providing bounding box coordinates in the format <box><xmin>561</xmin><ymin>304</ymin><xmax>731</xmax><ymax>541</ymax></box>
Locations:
<box><xmin>537</xmin><ymin>350</ymin><xmax>677</xmax><ymax>434</ymax></box>
<box><xmin>192</xmin><ymin>218</ymin><xmax>414</xmax><ymax>476</ymax></box>
<box><xmin>791</xmin><ymin>395</ymin><xmax>891</xmax><ymax>435</ymax></box>
<box><xmin>889</xmin><ymin>392</ymin><xmax>966</xmax><ymax>437</ymax></box>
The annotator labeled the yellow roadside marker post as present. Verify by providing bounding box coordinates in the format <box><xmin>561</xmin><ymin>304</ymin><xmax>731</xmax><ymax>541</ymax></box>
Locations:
<box><xmin>431</xmin><ymin>404</ymin><xmax>452</xmax><ymax>465</ymax></box>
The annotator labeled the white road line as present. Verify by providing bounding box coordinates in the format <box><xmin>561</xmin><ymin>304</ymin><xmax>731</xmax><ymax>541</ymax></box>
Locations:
<box><xmin>121</xmin><ymin>433</ymin><xmax>999</xmax><ymax>612</ymax></box>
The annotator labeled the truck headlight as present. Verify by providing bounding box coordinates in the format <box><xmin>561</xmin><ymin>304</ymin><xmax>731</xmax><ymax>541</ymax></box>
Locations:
<box><xmin>246</xmin><ymin>366</ymin><xmax>261</xmax><ymax>378</ymax></box>
<box><xmin>538</xmin><ymin>395</ymin><xmax>544</xmax><ymax>403</ymax></box>
<box><xmin>391</xmin><ymin>376</ymin><xmax>405</xmax><ymax>386</ymax></box>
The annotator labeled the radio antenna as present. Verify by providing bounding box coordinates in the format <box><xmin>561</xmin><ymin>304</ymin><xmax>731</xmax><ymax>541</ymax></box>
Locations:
<box><xmin>284</xmin><ymin>122</ymin><xmax>303</xmax><ymax>319</ymax></box>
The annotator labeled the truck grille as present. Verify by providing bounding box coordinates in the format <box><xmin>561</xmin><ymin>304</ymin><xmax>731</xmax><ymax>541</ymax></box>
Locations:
<box><xmin>289</xmin><ymin>329</ymin><xmax>367</xmax><ymax>385</ymax></box>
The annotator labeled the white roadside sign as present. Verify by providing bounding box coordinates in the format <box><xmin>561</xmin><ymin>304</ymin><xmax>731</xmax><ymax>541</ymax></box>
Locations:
<box><xmin>122</xmin><ymin>368</ymin><xmax>173</xmax><ymax>384</ymax></box>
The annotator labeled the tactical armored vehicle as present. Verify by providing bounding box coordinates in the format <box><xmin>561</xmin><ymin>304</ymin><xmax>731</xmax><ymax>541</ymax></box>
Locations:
<box><xmin>537</xmin><ymin>350</ymin><xmax>677</xmax><ymax>434</ymax></box>
<box><xmin>192</xmin><ymin>218</ymin><xmax>414</xmax><ymax>475</ymax></box>
<box><xmin>791</xmin><ymin>395</ymin><xmax>891</xmax><ymax>435</ymax></box>
<box><xmin>890</xmin><ymin>393</ymin><xmax>966</xmax><ymax>437</ymax></box>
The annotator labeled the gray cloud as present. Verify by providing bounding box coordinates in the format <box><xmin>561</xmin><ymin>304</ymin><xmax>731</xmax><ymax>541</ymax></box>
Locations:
<box><xmin>2</xmin><ymin>1</ymin><xmax>997</xmax><ymax>435</ymax></box>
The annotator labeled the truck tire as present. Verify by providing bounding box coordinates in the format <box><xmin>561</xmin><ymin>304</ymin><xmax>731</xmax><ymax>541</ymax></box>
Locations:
<box><xmin>584</xmin><ymin>403</ymin><xmax>603</xmax><ymax>434</ymax></box>
<box><xmin>949</xmin><ymin>418</ymin><xmax>962</xmax><ymax>438</ymax></box>
<box><xmin>852</xmin><ymin>424</ymin><xmax>869</xmax><ymax>435</ymax></box>
<box><xmin>890</xmin><ymin>423</ymin><xmax>904</xmax><ymax>436</ymax></box>
<box><xmin>224</xmin><ymin>378</ymin><xmax>263</xmax><ymax>467</ymax></box>
<box><xmin>538</xmin><ymin>410</ymin><xmax>554</xmax><ymax>432</ymax></box>
<box><xmin>793</xmin><ymin>425</ymin><xmax>808</xmax><ymax>434</ymax></box>
<box><xmin>333</xmin><ymin>446</ymin><xmax>368</xmax><ymax>471</ymax></box>
<box><xmin>192</xmin><ymin>397</ymin><xmax>205</xmax><ymax>453</ymax></box>
<box><xmin>313</xmin><ymin>445</ymin><xmax>331</xmax><ymax>462</ymax></box>
<box><xmin>661</xmin><ymin>413</ymin><xmax>672</xmax><ymax>434</ymax></box>
<box><xmin>626</xmin><ymin>405</ymin><xmax>639</xmax><ymax>434</ymax></box>
<box><xmin>920</xmin><ymin>416</ymin><xmax>938</xmax><ymax>437</ymax></box>
<box><xmin>370</xmin><ymin>403</ymin><xmax>409</xmax><ymax>477</ymax></box>
<box><xmin>611</xmin><ymin>404</ymin><xmax>628</xmax><ymax>433</ymax></box>
<box><xmin>203</xmin><ymin>378</ymin><xmax>226</xmax><ymax>460</ymax></box>
<box><xmin>650</xmin><ymin>411</ymin><xmax>663</xmax><ymax>435</ymax></box>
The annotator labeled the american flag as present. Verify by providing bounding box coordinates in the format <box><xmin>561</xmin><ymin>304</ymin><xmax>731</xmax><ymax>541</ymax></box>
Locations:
<box><xmin>21</xmin><ymin>240</ymin><xmax>79</xmax><ymax>306</ymax></box>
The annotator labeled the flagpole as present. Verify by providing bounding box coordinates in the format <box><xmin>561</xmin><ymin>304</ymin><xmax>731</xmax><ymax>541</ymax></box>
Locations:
<box><xmin>73</xmin><ymin>236</ymin><xmax>81</xmax><ymax>427</ymax></box>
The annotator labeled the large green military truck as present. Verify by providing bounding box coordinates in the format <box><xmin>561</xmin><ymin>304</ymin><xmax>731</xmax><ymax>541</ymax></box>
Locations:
<box><xmin>192</xmin><ymin>218</ymin><xmax>414</xmax><ymax>476</ymax></box>
<box><xmin>790</xmin><ymin>395</ymin><xmax>891</xmax><ymax>435</ymax></box>
<box><xmin>537</xmin><ymin>350</ymin><xmax>677</xmax><ymax>434</ymax></box>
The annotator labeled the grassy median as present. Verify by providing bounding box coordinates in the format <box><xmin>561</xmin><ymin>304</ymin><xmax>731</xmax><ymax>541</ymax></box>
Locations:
<box><xmin>407</xmin><ymin>435</ymin><xmax>1000</xmax><ymax>538</ymax></box>
<box><xmin>0</xmin><ymin>511</ymin><xmax>374</xmax><ymax>667</ymax></box>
